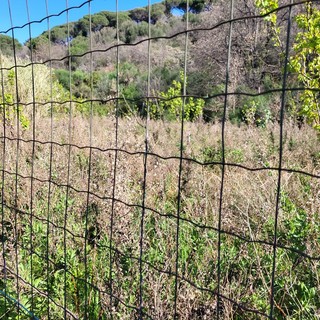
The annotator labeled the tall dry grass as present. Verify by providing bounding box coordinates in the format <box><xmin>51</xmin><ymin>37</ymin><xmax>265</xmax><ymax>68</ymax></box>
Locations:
<box><xmin>0</xmin><ymin>116</ymin><xmax>319</xmax><ymax>319</ymax></box>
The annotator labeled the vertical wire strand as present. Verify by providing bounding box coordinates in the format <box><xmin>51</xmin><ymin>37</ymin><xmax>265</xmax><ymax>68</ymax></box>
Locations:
<box><xmin>7</xmin><ymin>1</ymin><xmax>21</xmax><ymax>317</ymax></box>
<box><xmin>84</xmin><ymin>1</ymin><xmax>94</xmax><ymax>318</ymax></box>
<box><xmin>0</xmin><ymin>39</ymin><xmax>8</xmax><ymax>320</ymax></box>
<box><xmin>25</xmin><ymin>0</ymin><xmax>37</xmax><ymax>314</ymax></box>
<box><xmin>109</xmin><ymin>0</ymin><xmax>120</xmax><ymax>317</ymax></box>
<box><xmin>44</xmin><ymin>0</ymin><xmax>53</xmax><ymax>318</ymax></box>
<box><xmin>216</xmin><ymin>1</ymin><xmax>234</xmax><ymax>318</ymax></box>
<box><xmin>139</xmin><ymin>1</ymin><xmax>152</xmax><ymax>317</ymax></box>
<box><xmin>64</xmin><ymin>1</ymin><xmax>73</xmax><ymax>318</ymax></box>
<box><xmin>173</xmin><ymin>1</ymin><xmax>189</xmax><ymax>318</ymax></box>
<box><xmin>269</xmin><ymin>2</ymin><xmax>292</xmax><ymax>319</ymax></box>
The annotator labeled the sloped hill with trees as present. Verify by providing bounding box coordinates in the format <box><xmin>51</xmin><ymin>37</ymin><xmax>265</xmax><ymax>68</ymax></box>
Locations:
<box><xmin>1</xmin><ymin>0</ymin><xmax>318</xmax><ymax>129</ymax></box>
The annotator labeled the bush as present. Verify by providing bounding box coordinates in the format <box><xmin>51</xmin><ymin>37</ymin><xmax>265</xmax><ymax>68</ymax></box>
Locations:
<box><xmin>0</xmin><ymin>34</ymin><xmax>22</xmax><ymax>56</ymax></box>
<box><xmin>240</xmin><ymin>98</ymin><xmax>272</xmax><ymax>127</ymax></box>
<box><xmin>0</xmin><ymin>55</ymin><xmax>71</xmax><ymax>123</ymax></box>
<box><xmin>151</xmin><ymin>72</ymin><xmax>204</xmax><ymax>121</ymax></box>
<box><xmin>120</xmin><ymin>21</ymin><xmax>138</xmax><ymax>44</ymax></box>
<box><xmin>69</xmin><ymin>36</ymin><xmax>89</xmax><ymax>69</ymax></box>
<box><xmin>229</xmin><ymin>86</ymin><xmax>275</xmax><ymax>127</ymax></box>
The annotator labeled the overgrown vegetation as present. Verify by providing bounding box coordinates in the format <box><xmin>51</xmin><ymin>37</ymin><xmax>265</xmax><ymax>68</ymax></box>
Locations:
<box><xmin>0</xmin><ymin>117</ymin><xmax>319</xmax><ymax>319</ymax></box>
<box><xmin>1</xmin><ymin>0</ymin><xmax>320</xmax><ymax>319</ymax></box>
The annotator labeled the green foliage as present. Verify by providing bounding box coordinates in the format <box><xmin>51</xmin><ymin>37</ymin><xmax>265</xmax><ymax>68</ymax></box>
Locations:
<box><xmin>116</xmin><ymin>62</ymin><xmax>144</xmax><ymax>115</ymax></box>
<box><xmin>70</xmin><ymin>35</ymin><xmax>88</xmax><ymax>55</ymax></box>
<box><xmin>120</xmin><ymin>21</ymin><xmax>138</xmax><ymax>43</ymax></box>
<box><xmin>187</xmin><ymin>71</ymin><xmax>212</xmax><ymax>97</ymax></box>
<box><xmin>0</xmin><ymin>68</ymin><xmax>29</xmax><ymax>128</ymax></box>
<box><xmin>75</xmin><ymin>17</ymin><xmax>90</xmax><ymax>37</ymax></box>
<box><xmin>54</xmin><ymin>65</ymin><xmax>143</xmax><ymax>117</ymax></box>
<box><xmin>55</xmin><ymin>68</ymin><xmax>100</xmax><ymax>96</ymax></box>
<box><xmin>75</xmin><ymin>14</ymin><xmax>109</xmax><ymax>37</ymax></box>
<box><xmin>228</xmin><ymin>83</ymin><xmax>275</xmax><ymax>127</ymax></box>
<box><xmin>202</xmin><ymin>145</ymin><xmax>223</xmax><ymax>164</ymax></box>
<box><xmin>26</xmin><ymin>35</ymin><xmax>48</xmax><ymax>51</ymax></box>
<box><xmin>1</xmin><ymin>54</ymin><xmax>78</xmax><ymax>121</ymax></box>
<box><xmin>54</xmin><ymin>69</ymin><xmax>70</xmax><ymax>91</ymax></box>
<box><xmin>181</xmin><ymin>0</ymin><xmax>207</xmax><ymax>13</ymax></box>
<box><xmin>256</xmin><ymin>0</ymin><xmax>320</xmax><ymax>132</ymax></box>
<box><xmin>240</xmin><ymin>97</ymin><xmax>272</xmax><ymax>127</ymax></box>
<box><xmin>2</xmin><ymin>191</ymin><xmax>111</xmax><ymax>319</ymax></box>
<box><xmin>53</xmin><ymin>69</ymin><xmax>113</xmax><ymax>116</ymax></box>
<box><xmin>72</xmin><ymin>70</ymin><xmax>92</xmax><ymax>98</ymax></box>
<box><xmin>150</xmin><ymin>3</ymin><xmax>166</xmax><ymax>23</ymax></box>
<box><xmin>0</xmin><ymin>92</ymin><xmax>29</xmax><ymax>129</ymax></box>
<box><xmin>91</xmin><ymin>14</ymin><xmax>109</xmax><ymax>32</ymax></box>
<box><xmin>0</xmin><ymin>34</ymin><xmax>22</xmax><ymax>56</ymax></box>
<box><xmin>129</xmin><ymin>3</ymin><xmax>165</xmax><ymax>24</ymax></box>
<box><xmin>50</xmin><ymin>24</ymin><xmax>72</xmax><ymax>43</ymax></box>
<box><xmin>65</xmin><ymin>63</ymin><xmax>143</xmax><ymax>116</ymax></box>
<box><xmin>137</xmin><ymin>21</ymin><xmax>149</xmax><ymax>37</ymax></box>
<box><xmin>32</xmin><ymin>23</ymin><xmax>74</xmax><ymax>47</ymax></box>
<box><xmin>129</xmin><ymin>7</ymin><xmax>149</xmax><ymax>23</ymax></box>
<box><xmin>150</xmin><ymin>23</ymin><xmax>165</xmax><ymax>38</ymax></box>
<box><xmin>69</xmin><ymin>36</ymin><xmax>89</xmax><ymax>69</ymax></box>
<box><xmin>151</xmin><ymin>72</ymin><xmax>204</xmax><ymax>121</ymax></box>
<box><xmin>280</xmin><ymin>192</ymin><xmax>308</xmax><ymax>252</ymax></box>
<box><xmin>255</xmin><ymin>0</ymin><xmax>278</xmax><ymax>25</ymax></box>
<box><xmin>94</xmin><ymin>72</ymin><xmax>115</xmax><ymax>101</ymax></box>
<box><xmin>119</xmin><ymin>20</ymin><xmax>164</xmax><ymax>43</ymax></box>
<box><xmin>275</xmin><ymin>192</ymin><xmax>320</xmax><ymax>318</ymax></box>
<box><xmin>290</xmin><ymin>3</ymin><xmax>320</xmax><ymax>131</ymax></box>
<box><xmin>152</xmin><ymin>66</ymin><xmax>180</xmax><ymax>96</ymax></box>
<box><xmin>99</xmin><ymin>11</ymin><xmax>130</xmax><ymax>28</ymax></box>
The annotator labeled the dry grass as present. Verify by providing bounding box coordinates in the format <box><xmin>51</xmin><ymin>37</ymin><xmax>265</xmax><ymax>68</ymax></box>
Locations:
<box><xmin>0</xmin><ymin>116</ymin><xmax>320</xmax><ymax>319</ymax></box>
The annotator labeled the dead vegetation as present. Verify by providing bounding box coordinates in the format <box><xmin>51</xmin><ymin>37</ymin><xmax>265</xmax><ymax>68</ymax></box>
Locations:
<box><xmin>1</xmin><ymin>116</ymin><xmax>319</xmax><ymax>319</ymax></box>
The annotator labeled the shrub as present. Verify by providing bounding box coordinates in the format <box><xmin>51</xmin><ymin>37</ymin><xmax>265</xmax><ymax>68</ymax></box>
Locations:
<box><xmin>0</xmin><ymin>34</ymin><xmax>22</xmax><ymax>56</ymax></box>
<box><xmin>0</xmin><ymin>55</ymin><xmax>71</xmax><ymax>123</ymax></box>
<box><xmin>151</xmin><ymin>72</ymin><xmax>204</xmax><ymax>121</ymax></box>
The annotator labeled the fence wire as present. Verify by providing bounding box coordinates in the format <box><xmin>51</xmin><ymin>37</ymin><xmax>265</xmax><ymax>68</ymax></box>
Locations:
<box><xmin>0</xmin><ymin>0</ymin><xmax>320</xmax><ymax>319</ymax></box>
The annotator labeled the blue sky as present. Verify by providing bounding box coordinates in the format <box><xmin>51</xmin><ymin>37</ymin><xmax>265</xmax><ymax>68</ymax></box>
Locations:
<box><xmin>0</xmin><ymin>0</ymin><xmax>163</xmax><ymax>44</ymax></box>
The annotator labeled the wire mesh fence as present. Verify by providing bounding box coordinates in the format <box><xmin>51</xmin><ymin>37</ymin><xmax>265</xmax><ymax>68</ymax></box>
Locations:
<box><xmin>0</xmin><ymin>0</ymin><xmax>320</xmax><ymax>319</ymax></box>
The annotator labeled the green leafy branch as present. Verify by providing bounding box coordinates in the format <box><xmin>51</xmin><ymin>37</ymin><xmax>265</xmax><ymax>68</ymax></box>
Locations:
<box><xmin>255</xmin><ymin>1</ymin><xmax>320</xmax><ymax>131</ymax></box>
<box><xmin>0</xmin><ymin>70</ymin><xmax>30</xmax><ymax>129</ymax></box>
<box><xmin>150</xmin><ymin>71</ymin><xmax>204</xmax><ymax>121</ymax></box>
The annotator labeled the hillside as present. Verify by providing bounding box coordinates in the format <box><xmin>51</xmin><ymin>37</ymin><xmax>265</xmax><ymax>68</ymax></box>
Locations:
<box><xmin>1</xmin><ymin>0</ymin><xmax>303</xmax><ymax>126</ymax></box>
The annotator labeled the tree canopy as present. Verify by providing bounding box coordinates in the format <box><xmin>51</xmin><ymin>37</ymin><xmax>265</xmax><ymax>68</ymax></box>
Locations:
<box><xmin>0</xmin><ymin>34</ymin><xmax>22</xmax><ymax>56</ymax></box>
